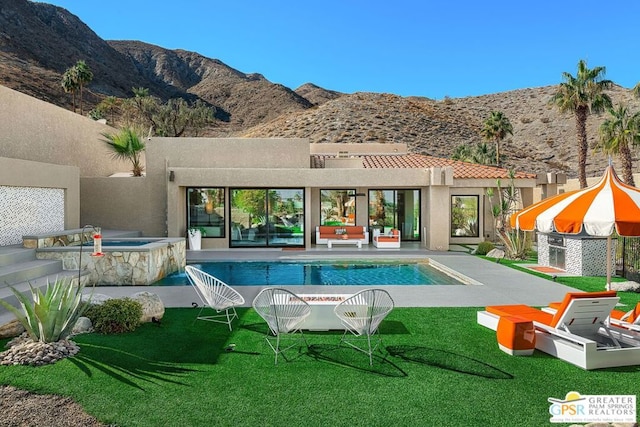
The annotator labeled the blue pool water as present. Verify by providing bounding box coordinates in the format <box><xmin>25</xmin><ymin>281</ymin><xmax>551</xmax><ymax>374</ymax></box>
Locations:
<box><xmin>157</xmin><ymin>260</ymin><xmax>464</xmax><ymax>286</ymax></box>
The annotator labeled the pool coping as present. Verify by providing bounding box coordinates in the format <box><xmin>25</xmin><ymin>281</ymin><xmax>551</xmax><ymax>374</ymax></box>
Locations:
<box><xmin>88</xmin><ymin>248</ymin><xmax>581</xmax><ymax>309</ymax></box>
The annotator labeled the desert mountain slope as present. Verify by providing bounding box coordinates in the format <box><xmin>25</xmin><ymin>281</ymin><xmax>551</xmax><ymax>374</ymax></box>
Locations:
<box><xmin>242</xmin><ymin>86</ymin><xmax>640</xmax><ymax>177</ymax></box>
<box><xmin>2</xmin><ymin>0</ymin><xmax>640</xmax><ymax>178</ymax></box>
<box><xmin>109</xmin><ymin>41</ymin><xmax>315</xmax><ymax>128</ymax></box>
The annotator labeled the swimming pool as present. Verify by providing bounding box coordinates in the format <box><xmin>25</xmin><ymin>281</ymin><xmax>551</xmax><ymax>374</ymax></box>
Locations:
<box><xmin>157</xmin><ymin>259</ymin><xmax>466</xmax><ymax>286</ymax></box>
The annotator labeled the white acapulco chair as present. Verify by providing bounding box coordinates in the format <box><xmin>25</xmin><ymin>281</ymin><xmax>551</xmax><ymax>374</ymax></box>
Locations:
<box><xmin>252</xmin><ymin>288</ymin><xmax>312</xmax><ymax>364</ymax></box>
<box><xmin>333</xmin><ymin>289</ymin><xmax>394</xmax><ymax>365</ymax></box>
<box><xmin>185</xmin><ymin>265</ymin><xmax>245</xmax><ymax>331</ymax></box>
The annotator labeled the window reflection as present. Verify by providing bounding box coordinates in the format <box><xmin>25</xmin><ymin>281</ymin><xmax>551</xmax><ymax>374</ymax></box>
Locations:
<box><xmin>230</xmin><ymin>188</ymin><xmax>304</xmax><ymax>247</ymax></box>
<box><xmin>320</xmin><ymin>190</ymin><xmax>356</xmax><ymax>225</ymax></box>
<box><xmin>187</xmin><ymin>188</ymin><xmax>225</xmax><ymax>237</ymax></box>
<box><xmin>451</xmin><ymin>195</ymin><xmax>479</xmax><ymax>237</ymax></box>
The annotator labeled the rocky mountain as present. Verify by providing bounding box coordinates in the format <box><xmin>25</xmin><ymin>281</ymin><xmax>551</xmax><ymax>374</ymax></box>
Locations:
<box><xmin>1</xmin><ymin>0</ymin><xmax>639</xmax><ymax>178</ymax></box>
<box><xmin>242</xmin><ymin>86</ymin><xmax>640</xmax><ymax>177</ymax></box>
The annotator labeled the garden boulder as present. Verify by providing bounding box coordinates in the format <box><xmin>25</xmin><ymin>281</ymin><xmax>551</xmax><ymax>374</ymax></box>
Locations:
<box><xmin>131</xmin><ymin>291</ymin><xmax>165</xmax><ymax>323</ymax></box>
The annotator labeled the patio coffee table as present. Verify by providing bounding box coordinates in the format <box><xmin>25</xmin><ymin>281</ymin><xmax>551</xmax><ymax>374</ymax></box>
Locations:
<box><xmin>296</xmin><ymin>294</ymin><xmax>353</xmax><ymax>330</ymax></box>
<box><xmin>327</xmin><ymin>239</ymin><xmax>362</xmax><ymax>249</ymax></box>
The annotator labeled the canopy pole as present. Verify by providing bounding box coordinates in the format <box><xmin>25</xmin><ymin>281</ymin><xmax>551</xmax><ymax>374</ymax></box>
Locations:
<box><xmin>606</xmin><ymin>235</ymin><xmax>612</xmax><ymax>291</ymax></box>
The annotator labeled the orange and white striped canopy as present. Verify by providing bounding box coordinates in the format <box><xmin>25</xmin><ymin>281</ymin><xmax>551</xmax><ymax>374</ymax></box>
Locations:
<box><xmin>511</xmin><ymin>166</ymin><xmax>640</xmax><ymax>237</ymax></box>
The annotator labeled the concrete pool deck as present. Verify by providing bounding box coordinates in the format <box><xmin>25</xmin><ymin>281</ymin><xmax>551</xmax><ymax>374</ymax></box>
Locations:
<box><xmin>88</xmin><ymin>243</ymin><xmax>583</xmax><ymax>309</ymax></box>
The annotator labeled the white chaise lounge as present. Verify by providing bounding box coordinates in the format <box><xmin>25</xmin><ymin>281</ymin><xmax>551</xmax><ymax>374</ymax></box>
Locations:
<box><xmin>477</xmin><ymin>291</ymin><xmax>640</xmax><ymax>370</ymax></box>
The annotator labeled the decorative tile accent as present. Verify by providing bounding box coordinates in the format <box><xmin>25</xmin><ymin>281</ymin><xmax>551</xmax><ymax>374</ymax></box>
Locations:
<box><xmin>0</xmin><ymin>186</ymin><xmax>64</xmax><ymax>246</ymax></box>
<box><xmin>538</xmin><ymin>232</ymin><xmax>613</xmax><ymax>277</ymax></box>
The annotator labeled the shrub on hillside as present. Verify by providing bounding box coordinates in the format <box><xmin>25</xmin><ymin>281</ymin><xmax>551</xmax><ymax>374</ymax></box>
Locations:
<box><xmin>84</xmin><ymin>298</ymin><xmax>142</xmax><ymax>334</ymax></box>
<box><xmin>475</xmin><ymin>241</ymin><xmax>496</xmax><ymax>256</ymax></box>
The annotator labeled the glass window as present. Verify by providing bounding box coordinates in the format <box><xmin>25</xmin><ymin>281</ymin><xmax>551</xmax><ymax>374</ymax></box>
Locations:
<box><xmin>187</xmin><ymin>188</ymin><xmax>225</xmax><ymax>238</ymax></box>
<box><xmin>320</xmin><ymin>190</ymin><xmax>356</xmax><ymax>225</ymax></box>
<box><xmin>451</xmin><ymin>195</ymin><xmax>479</xmax><ymax>237</ymax></box>
<box><xmin>230</xmin><ymin>188</ymin><xmax>304</xmax><ymax>247</ymax></box>
<box><xmin>368</xmin><ymin>189</ymin><xmax>420</xmax><ymax>241</ymax></box>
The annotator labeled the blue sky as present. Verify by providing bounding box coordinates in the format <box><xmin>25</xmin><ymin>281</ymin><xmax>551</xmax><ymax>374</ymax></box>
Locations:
<box><xmin>43</xmin><ymin>0</ymin><xmax>640</xmax><ymax>99</ymax></box>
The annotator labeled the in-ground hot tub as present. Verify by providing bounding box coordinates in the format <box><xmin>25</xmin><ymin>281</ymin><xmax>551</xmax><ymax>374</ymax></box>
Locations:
<box><xmin>35</xmin><ymin>237</ymin><xmax>186</xmax><ymax>286</ymax></box>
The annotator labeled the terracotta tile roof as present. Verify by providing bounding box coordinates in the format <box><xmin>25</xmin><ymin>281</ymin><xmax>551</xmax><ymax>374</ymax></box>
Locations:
<box><xmin>311</xmin><ymin>153</ymin><xmax>536</xmax><ymax>179</ymax></box>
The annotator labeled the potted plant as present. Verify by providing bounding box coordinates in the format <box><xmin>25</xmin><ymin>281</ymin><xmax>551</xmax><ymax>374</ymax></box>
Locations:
<box><xmin>187</xmin><ymin>227</ymin><xmax>205</xmax><ymax>250</ymax></box>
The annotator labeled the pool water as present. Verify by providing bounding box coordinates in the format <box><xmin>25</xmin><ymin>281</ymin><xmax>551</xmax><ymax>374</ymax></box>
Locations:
<box><xmin>157</xmin><ymin>260</ymin><xmax>464</xmax><ymax>286</ymax></box>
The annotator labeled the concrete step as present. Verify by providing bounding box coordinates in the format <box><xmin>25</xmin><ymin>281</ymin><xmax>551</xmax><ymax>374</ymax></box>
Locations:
<box><xmin>0</xmin><ymin>259</ymin><xmax>63</xmax><ymax>288</ymax></box>
<box><xmin>0</xmin><ymin>245</ymin><xmax>36</xmax><ymax>268</ymax></box>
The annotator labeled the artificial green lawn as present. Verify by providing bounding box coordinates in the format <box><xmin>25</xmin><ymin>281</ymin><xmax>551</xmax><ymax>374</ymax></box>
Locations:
<box><xmin>1</xmin><ymin>255</ymin><xmax>639</xmax><ymax>427</ymax></box>
<box><xmin>1</xmin><ymin>303</ymin><xmax>639</xmax><ymax>427</ymax></box>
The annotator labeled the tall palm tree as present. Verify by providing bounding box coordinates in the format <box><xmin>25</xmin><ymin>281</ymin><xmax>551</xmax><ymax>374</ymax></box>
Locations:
<box><xmin>480</xmin><ymin>111</ymin><xmax>512</xmax><ymax>167</ymax></box>
<box><xmin>73</xmin><ymin>60</ymin><xmax>93</xmax><ymax>115</ymax></box>
<box><xmin>101</xmin><ymin>128</ymin><xmax>146</xmax><ymax>176</ymax></box>
<box><xmin>596</xmin><ymin>103</ymin><xmax>640</xmax><ymax>186</ymax></box>
<box><xmin>550</xmin><ymin>59</ymin><xmax>612</xmax><ymax>188</ymax></box>
<box><xmin>61</xmin><ymin>69</ymin><xmax>78</xmax><ymax>112</ymax></box>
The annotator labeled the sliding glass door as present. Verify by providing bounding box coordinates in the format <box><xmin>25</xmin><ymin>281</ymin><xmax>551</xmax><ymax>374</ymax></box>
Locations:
<box><xmin>230</xmin><ymin>188</ymin><xmax>304</xmax><ymax>247</ymax></box>
<box><xmin>368</xmin><ymin>189</ymin><xmax>420</xmax><ymax>241</ymax></box>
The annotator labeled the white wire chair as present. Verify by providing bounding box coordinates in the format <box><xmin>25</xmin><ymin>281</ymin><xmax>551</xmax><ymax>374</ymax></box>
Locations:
<box><xmin>185</xmin><ymin>265</ymin><xmax>245</xmax><ymax>331</ymax></box>
<box><xmin>333</xmin><ymin>289</ymin><xmax>394</xmax><ymax>365</ymax></box>
<box><xmin>252</xmin><ymin>288</ymin><xmax>312</xmax><ymax>364</ymax></box>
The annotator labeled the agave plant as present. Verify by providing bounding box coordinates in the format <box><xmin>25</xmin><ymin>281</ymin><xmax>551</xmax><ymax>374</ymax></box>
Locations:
<box><xmin>0</xmin><ymin>277</ymin><xmax>87</xmax><ymax>343</ymax></box>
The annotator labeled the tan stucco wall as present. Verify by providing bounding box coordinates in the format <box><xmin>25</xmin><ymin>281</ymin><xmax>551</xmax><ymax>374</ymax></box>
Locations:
<box><xmin>0</xmin><ymin>156</ymin><xmax>80</xmax><ymax>229</ymax></box>
<box><xmin>0</xmin><ymin>85</ymin><xmax>125</xmax><ymax>177</ymax></box>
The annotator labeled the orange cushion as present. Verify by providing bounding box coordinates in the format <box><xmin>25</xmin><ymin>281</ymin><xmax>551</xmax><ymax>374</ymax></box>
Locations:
<box><xmin>487</xmin><ymin>305</ymin><xmax>554</xmax><ymax>325</ymax></box>
<box><xmin>377</xmin><ymin>236</ymin><xmax>399</xmax><ymax>242</ymax></box>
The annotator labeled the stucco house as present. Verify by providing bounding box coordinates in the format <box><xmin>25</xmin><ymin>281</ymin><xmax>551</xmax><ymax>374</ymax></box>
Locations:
<box><xmin>1</xmin><ymin>84</ymin><xmax>546</xmax><ymax>250</ymax></box>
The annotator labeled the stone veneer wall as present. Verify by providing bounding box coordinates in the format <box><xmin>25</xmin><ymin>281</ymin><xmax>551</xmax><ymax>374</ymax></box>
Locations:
<box><xmin>36</xmin><ymin>238</ymin><xmax>186</xmax><ymax>286</ymax></box>
<box><xmin>23</xmin><ymin>229</ymin><xmax>97</xmax><ymax>249</ymax></box>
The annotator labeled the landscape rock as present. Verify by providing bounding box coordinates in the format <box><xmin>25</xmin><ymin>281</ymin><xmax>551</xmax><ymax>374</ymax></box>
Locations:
<box><xmin>0</xmin><ymin>319</ymin><xmax>25</xmax><ymax>339</ymax></box>
<box><xmin>1</xmin><ymin>333</ymin><xmax>79</xmax><ymax>366</ymax></box>
<box><xmin>610</xmin><ymin>281</ymin><xmax>640</xmax><ymax>293</ymax></box>
<box><xmin>131</xmin><ymin>291</ymin><xmax>165</xmax><ymax>323</ymax></box>
<box><xmin>71</xmin><ymin>317</ymin><xmax>92</xmax><ymax>335</ymax></box>
<box><xmin>486</xmin><ymin>248</ymin><xmax>505</xmax><ymax>259</ymax></box>
<box><xmin>81</xmin><ymin>293</ymin><xmax>113</xmax><ymax>305</ymax></box>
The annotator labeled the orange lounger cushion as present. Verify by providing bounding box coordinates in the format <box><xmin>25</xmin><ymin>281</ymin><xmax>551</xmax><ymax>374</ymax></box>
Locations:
<box><xmin>486</xmin><ymin>304</ymin><xmax>554</xmax><ymax>325</ymax></box>
<box><xmin>496</xmin><ymin>316</ymin><xmax>536</xmax><ymax>356</ymax></box>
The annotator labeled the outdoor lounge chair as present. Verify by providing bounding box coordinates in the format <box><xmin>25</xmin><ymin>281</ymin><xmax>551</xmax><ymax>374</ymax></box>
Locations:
<box><xmin>185</xmin><ymin>265</ymin><xmax>245</xmax><ymax>331</ymax></box>
<box><xmin>252</xmin><ymin>288</ymin><xmax>312</xmax><ymax>364</ymax></box>
<box><xmin>607</xmin><ymin>302</ymin><xmax>640</xmax><ymax>332</ymax></box>
<box><xmin>477</xmin><ymin>291</ymin><xmax>640</xmax><ymax>370</ymax></box>
<box><xmin>333</xmin><ymin>289</ymin><xmax>394</xmax><ymax>365</ymax></box>
<box><xmin>373</xmin><ymin>229</ymin><xmax>401</xmax><ymax>248</ymax></box>
<box><xmin>546</xmin><ymin>298</ymin><xmax>640</xmax><ymax>333</ymax></box>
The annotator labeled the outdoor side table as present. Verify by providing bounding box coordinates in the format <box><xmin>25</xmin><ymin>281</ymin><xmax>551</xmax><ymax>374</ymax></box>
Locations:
<box><xmin>497</xmin><ymin>315</ymin><xmax>536</xmax><ymax>356</ymax></box>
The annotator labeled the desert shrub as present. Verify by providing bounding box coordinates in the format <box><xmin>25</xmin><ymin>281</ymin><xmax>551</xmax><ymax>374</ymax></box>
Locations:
<box><xmin>85</xmin><ymin>298</ymin><xmax>142</xmax><ymax>334</ymax></box>
<box><xmin>475</xmin><ymin>241</ymin><xmax>496</xmax><ymax>256</ymax></box>
<box><xmin>0</xmin><ymin>276</ymin><xmax>86</xmax><ymax>343</ymax></box>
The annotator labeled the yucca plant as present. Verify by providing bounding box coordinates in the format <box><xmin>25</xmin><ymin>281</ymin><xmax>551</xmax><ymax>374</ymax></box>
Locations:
<box><xmin>0</xmin><ymin>277</ymin><xmax>87</xmax><ymax>343</ymax></box>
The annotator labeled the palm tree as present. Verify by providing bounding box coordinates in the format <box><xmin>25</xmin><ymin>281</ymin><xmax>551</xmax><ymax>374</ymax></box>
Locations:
<box><xmin>550</xmin><ymin>59</ymin><xmax>612</xmax><ymax>188</ymax></box>
<box><xmin>74</xmin><ymin>60</ymin><xmax>93</xmax><ymax>115</ymax></box>
<box><xmin>61</xmin><ymin>69</ymin><xmax>78</xmax><ymax>112</ymax></box>
<box><xmin>452</xmin><ymin>142</ymin><xmax>496</xmax><ymax>165</ymax></box>
<box><xmin>480</xmin><ymin>111</ymin><xmax>512</xmax><ymax>167</ymax></box>
<box><xmin>101</xmin><ymin>128</ymin><xmax>146</xmax><ymax>176</ymax></box>
<box><xmin>596</xmin><ymin>104</ymin><xmax>640</xmax><ymax>186</ymax></box>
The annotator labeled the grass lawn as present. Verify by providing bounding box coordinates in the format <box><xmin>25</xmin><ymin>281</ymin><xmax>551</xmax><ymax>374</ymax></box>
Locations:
<box><xmin>1</xmin><ymin>255</ymin><xmax>639</xmax><ymax>426</ymax></box>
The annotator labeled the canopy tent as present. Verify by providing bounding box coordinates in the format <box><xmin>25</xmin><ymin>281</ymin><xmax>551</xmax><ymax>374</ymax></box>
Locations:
<box><xmin>511</xmin><ymin>165</ymin><xmax>640</xmax><ymax>288</ymax></box>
